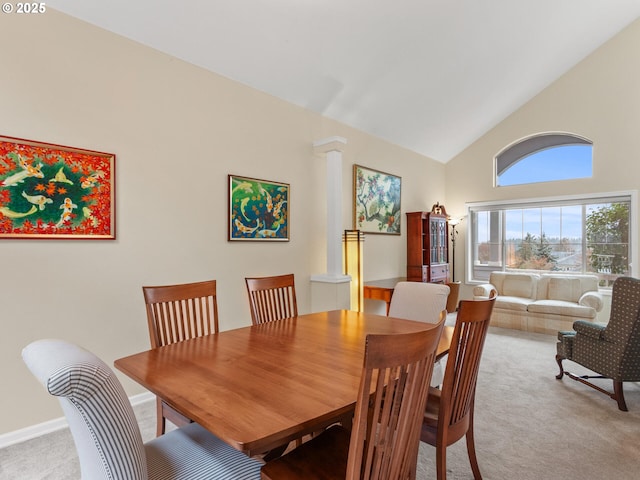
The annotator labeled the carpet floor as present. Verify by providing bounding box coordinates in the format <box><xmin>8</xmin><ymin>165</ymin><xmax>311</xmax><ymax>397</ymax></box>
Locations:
<box><xmin>416</xmin><ymin>327</ymin><xmax>640</xmax><ymax>479</ymax></box>
<box><xmin>2</xmin><ymin>326</ymin><xmax>638</xmax><ymax>479</ymax></box>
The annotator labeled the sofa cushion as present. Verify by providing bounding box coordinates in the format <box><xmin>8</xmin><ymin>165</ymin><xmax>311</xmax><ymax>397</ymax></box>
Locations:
<box><xmin>527</xmin><ymin>300</ymin><xmax>596</xmax><ymax>319</ymax></box>
<box><xmin>547</xmin><ymin>276</ymin><xmax>582</xmax><ymax>302</ymax></box>
<box><xmin>502</xmin><ymin>274</ymin><xmax>536</xmax><ymax>298</ymax></box>
<box><xmin>537</xmin><ymin>274</ymin><xmax>600</xmax><ymax>301</ymax></box>
<box><xmin>495</xmin><ymin>296</ymin><xmax>533</xmax><ymax>312</ymax></box>
<box><xmin>488</xmin><ymin>272</ymin><xmax>505</xmax><ymax>294</ymax></box>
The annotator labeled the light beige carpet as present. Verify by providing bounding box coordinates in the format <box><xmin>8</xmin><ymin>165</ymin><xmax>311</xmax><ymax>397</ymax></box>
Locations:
<box><xmin>2</xmin><ymin>326</ymin><xmax>638</xmax><ymax>479</ymax></box>
<box><xmin>416</xmin><ymin>327</ymin><xmax>640</xmax><ymax>479</ymax></box>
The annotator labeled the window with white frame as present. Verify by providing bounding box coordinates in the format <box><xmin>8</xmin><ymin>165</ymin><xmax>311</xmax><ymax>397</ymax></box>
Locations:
<box><xmin>468</xmin><ymin>193</ymin><xmax>632</xmax><ymax>288</ymax></box>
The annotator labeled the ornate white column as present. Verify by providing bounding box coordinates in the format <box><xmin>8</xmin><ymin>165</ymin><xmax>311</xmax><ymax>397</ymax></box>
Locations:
<box><xmin>310</xmin><ymin>136</ymin><xmax>351</xmax><ymax>312</ymax></box>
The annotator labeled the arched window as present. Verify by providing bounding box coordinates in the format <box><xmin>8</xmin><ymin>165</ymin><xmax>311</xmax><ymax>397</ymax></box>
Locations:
<box><xmin>495</xmin><ymin>133</ymin><xmax>593</xmax><ymax>187</ymax></box>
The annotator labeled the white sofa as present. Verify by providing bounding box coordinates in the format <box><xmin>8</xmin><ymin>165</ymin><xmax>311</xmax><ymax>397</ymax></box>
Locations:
<box><xmin>473</xmin><ymin>272</ymin><xmax>604</xmax><ymax>335</ymax></box>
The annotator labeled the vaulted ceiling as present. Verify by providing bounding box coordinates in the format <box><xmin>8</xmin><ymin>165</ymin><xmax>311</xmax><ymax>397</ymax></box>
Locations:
<box><xmin>47</xmin><ymin>0</ymin><xmax>640</xmax><ymax>163</ymax></box>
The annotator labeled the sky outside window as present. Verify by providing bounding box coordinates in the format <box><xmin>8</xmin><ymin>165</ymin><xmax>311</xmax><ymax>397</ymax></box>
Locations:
<box><xmin>498</xmin><ymin>145</ymin><xmax>592</xmax><ymax>186</ymax></box>
<box><xmin>504</xmin><ymin>206</ymin><xmax>583</xmax><ymax>241</ymax></box>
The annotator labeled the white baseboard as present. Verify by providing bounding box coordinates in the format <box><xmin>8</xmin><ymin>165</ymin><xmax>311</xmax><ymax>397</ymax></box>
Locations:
<box><xmin>0</xmin><ymin>392</ymin><xmax>154</xmax><ymax>449</ymax></box>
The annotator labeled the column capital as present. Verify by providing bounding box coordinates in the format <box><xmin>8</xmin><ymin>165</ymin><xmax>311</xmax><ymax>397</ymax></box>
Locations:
<box><xmin>313</xmin><ymin>136</ymin><xmax>347</xmax><ymax>156</ymax></box>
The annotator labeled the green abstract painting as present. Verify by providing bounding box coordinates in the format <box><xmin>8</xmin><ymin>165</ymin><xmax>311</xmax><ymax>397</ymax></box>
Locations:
<box><xmin>228</xmin><ymin>175</ymin><xmax>289</xmax><ymax>241</ymax></box>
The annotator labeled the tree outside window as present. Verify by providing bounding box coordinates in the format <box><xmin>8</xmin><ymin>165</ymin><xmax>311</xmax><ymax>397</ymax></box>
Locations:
<box><xmin>586</xmin><ymin>203</ymin><xmax>629</xmax><ymax>286</ymax></box>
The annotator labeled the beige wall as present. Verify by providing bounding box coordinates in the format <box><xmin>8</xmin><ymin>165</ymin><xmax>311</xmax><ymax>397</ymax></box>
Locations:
<box><xmin>445</xmin><ymin>18</ymin><xmax>640</xmax><ymax>302</ymax></box>
<box><xmin>0</xmin><ymin>11</ymin><xmax>445</xmax><ymax>435</ymax></box>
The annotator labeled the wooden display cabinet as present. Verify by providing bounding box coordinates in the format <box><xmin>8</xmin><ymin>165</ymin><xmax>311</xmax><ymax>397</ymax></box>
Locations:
<box><xmin>406</xmin><ymin>207</ymin><xmax>449</xmax><ymax>283</ymax></box>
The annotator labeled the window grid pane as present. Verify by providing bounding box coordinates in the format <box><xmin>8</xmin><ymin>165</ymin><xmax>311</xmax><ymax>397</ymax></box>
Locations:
<box><xmin>470</xmin><ymin>198</ymin><xmax>630</xmax><ymax>287</ymax></box>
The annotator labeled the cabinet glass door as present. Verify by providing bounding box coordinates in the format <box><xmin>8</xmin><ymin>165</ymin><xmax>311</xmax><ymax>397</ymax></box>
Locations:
<box><xmin>430</xmin><ymin>220</ymin><xmax>437</xmax><ymax>263</ymax></box>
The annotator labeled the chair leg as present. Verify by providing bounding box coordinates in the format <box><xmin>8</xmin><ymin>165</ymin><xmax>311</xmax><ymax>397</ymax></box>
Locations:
<box><xmin>555</xmin><ymin>355</ymin><xmax>565</xmax><ymax>380</ymax></box>
<box><xmin>155</xmin><ymin>397</ymin><xmax>165</xmax><ymax>437</ymax></box>
<box><xmin>613</xmin><ymin>381</ymin><xmax>628</xmax><ymax>412</ymax></box>
<box><xmin>407</xmin><ymin>451</ymin><xmax>418</xmax><ymax>480</ymax></box>
<box><xmin>560</xmin><ymin>369</ymin><xmax>630</xmax><ymax>412</ymax></box>
<box><xmin>436</xmin><ymin>443</ymin><xmax>447</xmax><ymax>480</ymax></box>
<box><xmin>465</xmin><ymin>411</ymin><xmax>482</xmax><ymax>479</ymax></box>
<box><xmin>261</xmin><ymin>443</ymin><xmax>289</xmax><ymax>462</ymax></box>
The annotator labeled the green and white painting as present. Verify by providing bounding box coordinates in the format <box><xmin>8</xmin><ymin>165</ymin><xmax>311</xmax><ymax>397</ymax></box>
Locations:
<box><xmin>353</xmin><ymin>165</ymin><xmax>401</xmax><ymax>234</ymax></box>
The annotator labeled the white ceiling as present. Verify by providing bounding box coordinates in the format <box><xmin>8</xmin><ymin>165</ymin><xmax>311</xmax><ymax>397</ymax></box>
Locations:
<box><xmin>47</xmin><ymin>0</ymin><xmax>640</xmax><ymax>163</ymax></box>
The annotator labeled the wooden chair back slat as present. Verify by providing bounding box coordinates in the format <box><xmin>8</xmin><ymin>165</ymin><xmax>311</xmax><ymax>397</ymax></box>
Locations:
<box><xmin>245</xmin><ymin>274</ymin><xmax>298</xmax><ymax>325</ymax></box>
<box><xmin>143</xmin><ymin>280</ymin><xmax>219</xmax><ymax>348</ymax></box>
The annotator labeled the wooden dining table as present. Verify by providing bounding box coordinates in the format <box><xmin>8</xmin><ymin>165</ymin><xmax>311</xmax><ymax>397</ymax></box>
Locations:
<box><xmin>115</xmin><ymin>309</ymin><xmax>453</xmax><ymax>456</ymax></box>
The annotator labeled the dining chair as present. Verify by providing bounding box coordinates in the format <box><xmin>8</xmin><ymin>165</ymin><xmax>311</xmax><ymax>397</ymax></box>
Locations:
<box><xmin>22</xmin><ymin>339</ymin><xmax>261</xmax><ymax>480</ymax></box>
<box><xmin>445</xmin><ymin>281</ymin><xmax>461</xmax><ymax>314</ymax></box>
<box><xmin>388</xmin><ymin>281</ymin><xmax>450</xmax><ymax>386</ymax></box>
<box><xmin>143</xmin><ymin>279</ymin><xmax>219</xmax><ymax>436</ymax></box>
<box><xmin>420</xmin><ymin>291</ymin><xmax>496</xmax><ymax>480</ymax></box>
<box><xmin>260</xmin><ymin>313</ymin><xmax>446</xmax><ymax>480</ymax></box>
<box><xmin>245</xmin><ymin>273</ymin><xmax>298</xmax><ymax>325</ymax></box>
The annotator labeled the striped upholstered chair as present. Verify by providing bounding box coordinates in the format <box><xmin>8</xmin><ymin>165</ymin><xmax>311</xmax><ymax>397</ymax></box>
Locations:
<box><xmin>22</xmin><ymin>339</ymin><xmax>260</xmax><ymax>480</ymax></box>
<box><xmin>556</xmin><ymin>276</ymin><xmax>640</xmax><ymax>411</ymax></box>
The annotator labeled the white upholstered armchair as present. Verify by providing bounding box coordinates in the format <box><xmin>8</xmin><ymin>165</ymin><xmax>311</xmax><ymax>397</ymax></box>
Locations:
<box><xmin>389</xmin><ymin>281</ymin><xmax>450</xmax><ymax>386</ymax></box>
